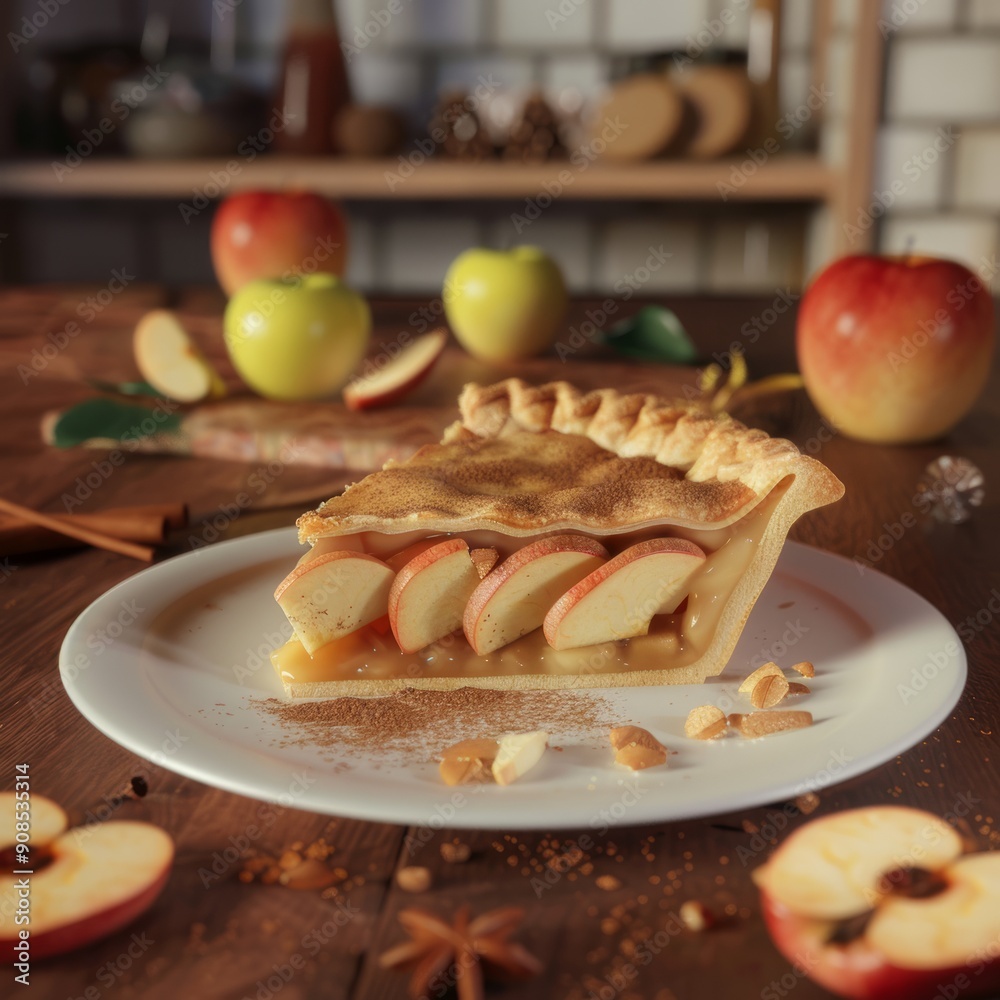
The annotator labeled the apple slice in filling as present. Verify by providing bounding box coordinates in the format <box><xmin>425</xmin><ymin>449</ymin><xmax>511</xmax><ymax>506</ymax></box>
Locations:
<box><xmin>275</xmin><ymin>550</ymin><xmax>396</xmax><ymax>654</ymax></box>
<box><xmin>389</xmin><ymin>539</ymin><xmax>499</xmax><ymax>654</ymax></box>
<box><xmin>464</xmin><ymin>534</ymin><xmax>609</xmax><ymax>655</ymax></box>
<box><xmin>543</xmin><ymin>538</ymin><xmax>706</xmax><ymax>651</ymax></box>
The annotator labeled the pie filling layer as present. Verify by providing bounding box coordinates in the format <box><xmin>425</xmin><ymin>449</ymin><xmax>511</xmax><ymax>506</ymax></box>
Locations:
<box><xmin>271</xmin><ymin>478</ymin><xmax>791</xmax><ymax>688</ymax></box>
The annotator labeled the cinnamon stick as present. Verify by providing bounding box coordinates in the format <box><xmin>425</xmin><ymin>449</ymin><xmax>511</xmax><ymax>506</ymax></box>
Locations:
<box><xmin>0</xmin><ymin>498</ymin><xmax>156</xmax><ymax>562</ymax></box>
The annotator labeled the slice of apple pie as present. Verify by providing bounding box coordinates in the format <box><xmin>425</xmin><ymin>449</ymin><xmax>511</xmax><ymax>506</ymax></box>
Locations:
<box><xmin>272</xmin><ymin>379</ymin><xmax>843</xmax><ymax>697</ymax></box>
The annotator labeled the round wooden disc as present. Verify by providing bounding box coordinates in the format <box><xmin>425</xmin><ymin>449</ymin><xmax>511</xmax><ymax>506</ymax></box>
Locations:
<box><xmin>674</xmin><ymin>66</ymin><xmax>752</xmax><ymax>159</ymax></box>
<box><xmin>588</xmin><ymin>73</ymin><xmax>684</xmax><ymax>161</ymax></box>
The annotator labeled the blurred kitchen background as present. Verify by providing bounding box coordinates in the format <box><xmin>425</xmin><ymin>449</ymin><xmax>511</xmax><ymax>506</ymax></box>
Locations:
<box><xmin>0</xmin><ymin>0</ymin><xmax>996</xmax><ymax>293</ymax></box>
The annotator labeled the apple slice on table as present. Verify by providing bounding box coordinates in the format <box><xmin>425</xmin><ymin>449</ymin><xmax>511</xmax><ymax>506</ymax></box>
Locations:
<box><xmin>754</xmin><ymin>806</ymin><xmax>1000</xmax><ymax>1000</ymax></box>
<box><xmin>0</xmin><ymin>793</ymin><xmax>173</xmax><ymax>960</ymax></box>
<box><xmin>543</xmin><ymin>537</ymin><xmax>705</xmax><ymax>651</ymax></box>
<box><xmin>343</xmin><ymin>329</ymin><xmax>448</xmax><ymax>411</ymax></box>
<box><xmin>134</xmin><ymin>310</ymin><xmax>226</xmax><ymax>403</ymax></box>
<box><xmin>464</xmin><ymin>535</ymin><xmax>609</xmax><ymax>655</ymax></box>
<box><xmin>275</xmin><ymin>550</ymin><xmax>395</xmax><ymax>654</ymax></box>
<box><xmin>389</xmin><ymin>539</ymin><xmax>497</xmax><ymax>654</ymax></box>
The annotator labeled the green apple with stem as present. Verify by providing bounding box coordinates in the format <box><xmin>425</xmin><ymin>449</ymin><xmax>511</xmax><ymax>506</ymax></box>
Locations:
<box><xmin>224</xmin><ymin>273</ymin><xmax>370</xmax><ymax>401</ymax></box>
<box><xmin>444</xmin><ymin>246</ymin><xmax>568</xmax><ymax>362</ymax></box>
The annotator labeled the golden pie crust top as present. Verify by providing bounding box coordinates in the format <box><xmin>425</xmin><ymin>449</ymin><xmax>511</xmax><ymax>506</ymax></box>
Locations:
<box><xmin>298</xmin><ymin>380</ymin><xmax>844</xmax><ymax>542</ymax></box>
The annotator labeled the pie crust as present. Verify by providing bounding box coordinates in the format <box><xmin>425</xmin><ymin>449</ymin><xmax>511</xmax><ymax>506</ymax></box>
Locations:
<box><xmin>279</xmin><ymin>379</ymin><xmax>844</xmax><ymax>695</ymax></box>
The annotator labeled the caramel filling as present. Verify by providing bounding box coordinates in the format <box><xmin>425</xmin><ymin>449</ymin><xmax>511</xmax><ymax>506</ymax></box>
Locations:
<box><xmin>272</xmin><ymin>480</ymin><xmax>790</xmax><ymax>687</ymax></box>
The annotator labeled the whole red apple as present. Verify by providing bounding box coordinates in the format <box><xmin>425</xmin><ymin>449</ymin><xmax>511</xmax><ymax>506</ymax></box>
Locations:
<box><xmin>796</xmin><ymin>254</ymin><xmax>994</xmax><ymax>444</ymax></box>
<box><xmin>211</xmin><ymin>190</ymin><xmax>348</xmax><ymax>296</ymax></box>
<box><xmin>754</xmin><ymin>806</ymin><xmax>1000</xmax><ymax>1000</ymax></box>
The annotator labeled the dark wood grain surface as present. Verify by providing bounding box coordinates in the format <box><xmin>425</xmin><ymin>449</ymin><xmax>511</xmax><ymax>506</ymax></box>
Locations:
<box><xmin>2</xmin><ymin>287</ymin><xmax>998</xmax><ymax>1000</ymax></box>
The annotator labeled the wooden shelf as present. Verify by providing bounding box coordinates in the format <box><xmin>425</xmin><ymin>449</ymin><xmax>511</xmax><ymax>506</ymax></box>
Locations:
<box><xmin>0</xmin><ymin>154</ymin><xmax>836</xmax><ymax>201</ymax></box>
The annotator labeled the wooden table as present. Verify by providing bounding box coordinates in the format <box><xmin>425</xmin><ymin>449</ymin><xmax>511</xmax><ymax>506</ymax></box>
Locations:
<box><xmin>2</xmin><ymin>287</ymin><xmax>998</xmax><ymax>1000</ymax></box>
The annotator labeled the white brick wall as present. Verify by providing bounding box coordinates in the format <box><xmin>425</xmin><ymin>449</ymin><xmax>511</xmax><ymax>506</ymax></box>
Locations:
<box><xmin>953</xmin><ymin>129</ymin><xmax>1000</xmax><ymax>210</ymax></box>
<box><xmin>606</xmin><ymin>0</ymin><xmax>711</xmax><ymax>52</ymax></box>
<box><xmin>595</xmin><ymin>218</ymin><xmax>703</xmax><ymax>294</ymax></box>
<box><xmin>881</xmin><ymin>215</ymin><xmax>999</xmax><ymax>279</ymax></box>
<box><xmin>11</xmin><ymin>0</ymin><xmax>1000</xmax><ymax>294</ymax></box>
<box><xmin>496</xmin><ymin>0</ymin><xmax>595</xmax><ymax>48</ymax></box>
<box><xmin>886</xmin><ymin>38</ymin><xmax>1000</xmax><ymax>123</ymax></box>
<box><xmin>875</xmin><ymin>126</ymin><xmax>951</xmax><ymax>210</ymax></box>
<box><xmin>383</xmin><ymin>216</ymin><xmax>483</xmax><ymax>293</ymax></box>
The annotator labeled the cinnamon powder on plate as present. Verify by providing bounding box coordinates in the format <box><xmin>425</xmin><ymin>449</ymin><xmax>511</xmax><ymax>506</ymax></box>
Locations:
<box><xmin>253</xmin><ymin>687</ymin><xmax>617</xmax><ymax>758</ymax></box>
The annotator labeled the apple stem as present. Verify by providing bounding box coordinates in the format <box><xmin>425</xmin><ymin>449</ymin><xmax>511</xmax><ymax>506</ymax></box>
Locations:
<box><xmin>73</xmin><ymin>775</ymin><xmax>150</xmax><ymax>828</ymax></box>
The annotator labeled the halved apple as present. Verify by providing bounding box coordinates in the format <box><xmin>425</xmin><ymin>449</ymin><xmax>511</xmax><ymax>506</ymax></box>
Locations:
<box><xmin>0</xmin><ymin>793</ymin><xmax>173</xmax><ymax>960</ymax></box>
<box><xmin>388</xmin><ymin>539</ymin><xmax>496</xmax><ymax>654</ymax></box>
<box><xmin>754</xmin><ymin>806</ymin><xmax>1000</xmax><ymax>1000</ymax></box>
<box><xmin>464</xmin><ymin>534</ymin><xmax>609</xmax><ymax>655</ymax></box>
<box><xmin>275</xmin><ymin>550</ymin><xmax>395</xmax><ymax>654</ymax></box>
<box><xmin>543</xmin><ymin>537</ymin><xmax>706</xmax><ymax>651</ymax></box>
<box><xmin>343</xmin><ymin>328</ymin><xmax>448</xmax><ymax>411</ymax></box>
<box><xmin>133</xmin><ymin>309</ymin><xmax>226</xmax><ymax>403</ymax></box>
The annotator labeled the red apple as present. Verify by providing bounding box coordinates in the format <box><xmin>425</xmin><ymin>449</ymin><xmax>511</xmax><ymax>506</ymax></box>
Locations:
<box><xmin>211</xmin><ymin>190</ymin><xmax>348</xmax><ymax>296</ymax></box>
<box><xmin>0</xmin><ymin>792</ymin><xmax>173</xmax><ymax>961</ymax></box>
<box><xmin>796</xmin><ymin>254</ymin><xmax>994</xmax><ymax>444</ymax></box>
<box><xmin>754</xmin><ymin>805</ymin><xmax>1000</xmax><ymax>1000</ymax></box>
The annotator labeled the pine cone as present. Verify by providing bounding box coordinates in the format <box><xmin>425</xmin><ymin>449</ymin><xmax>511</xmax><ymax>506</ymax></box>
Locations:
<box><xmin>501</xmin><ymin>93</ymin><xmax>566</xmax><ymax>162</ymax></box>
<box><xmin>429</xmin><ymin>90</ymin><xmax>494</xmax><ymax>161</ymax></box>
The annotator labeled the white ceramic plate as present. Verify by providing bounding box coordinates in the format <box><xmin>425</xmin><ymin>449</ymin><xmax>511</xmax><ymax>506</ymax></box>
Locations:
<box><xmin>60</xmin><ymin>529</ymin><xmax>965</xmax><ymax>830</ymax></box>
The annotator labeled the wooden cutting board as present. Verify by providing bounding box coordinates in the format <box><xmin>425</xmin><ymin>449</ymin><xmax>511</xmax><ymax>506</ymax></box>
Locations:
<box><xmin>41</xmin><ymin>349</ymin><xmax>701</xmax><ymax>471</ymax></box>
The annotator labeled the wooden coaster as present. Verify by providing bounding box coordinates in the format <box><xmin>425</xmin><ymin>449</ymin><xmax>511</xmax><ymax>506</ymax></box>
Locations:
<box><xmin>673</xmin><ymin>65</ymin><xmax>752</xmax><ymax>159</ymax></box>
<box><xmin>588</xmin><ymin>73</ymin><xmax>683</xmax><ymax>161</ymax></box>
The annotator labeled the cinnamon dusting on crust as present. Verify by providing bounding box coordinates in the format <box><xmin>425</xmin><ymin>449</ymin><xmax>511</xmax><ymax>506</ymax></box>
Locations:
<box><xmin>300</xmin><ymin>430</ymin><xmax>755</xmax><ymax>540</ymax></box>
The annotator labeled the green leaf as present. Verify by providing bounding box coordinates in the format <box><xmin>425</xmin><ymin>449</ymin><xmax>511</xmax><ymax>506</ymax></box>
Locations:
<box><xmin>84</xmin><ymin>378</ymin><xmax>162</xmax><ymax>397</ymax></box>
<box><xmin>602</xmin><ymin>305</ymin><xmax>698</xmax><ymax>364</ymax></box>
<box><xmin>51</xmin><ymin>399</ymin><xmax>182</xmax><ymax>448</ymax></box>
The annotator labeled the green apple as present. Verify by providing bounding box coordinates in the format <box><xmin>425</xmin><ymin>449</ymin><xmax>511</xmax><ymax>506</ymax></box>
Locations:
<box><xmin>444</xmin><ymin>246</ymin><xmax>568</xmax><ymax>362</ymax></box>
<box><xmin>224</xmin><ymin>273</ymin><xmax>370</xmax><ymax>401</ymax></box>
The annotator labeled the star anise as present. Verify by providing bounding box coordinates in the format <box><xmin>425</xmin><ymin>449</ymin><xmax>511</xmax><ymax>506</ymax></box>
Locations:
<box><xmin>378</xmin><ymin>905</ymin><xmax>542</xmax><ymax>999</ymax></box>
